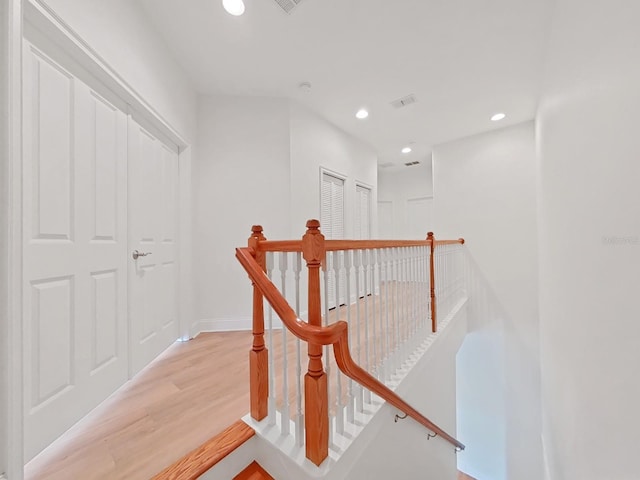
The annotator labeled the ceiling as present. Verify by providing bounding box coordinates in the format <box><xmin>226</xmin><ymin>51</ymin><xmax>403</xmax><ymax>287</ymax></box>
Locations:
<box><xmin>137</xmin><ymin>0</ymin><xmax>554</xmax><ymax>168</ymax></box>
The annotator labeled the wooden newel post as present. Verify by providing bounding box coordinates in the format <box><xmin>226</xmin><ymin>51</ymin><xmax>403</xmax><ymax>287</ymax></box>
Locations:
<box><xmin>248</xmin><ymin>225</ymin><xmax>268</xmax><ymax>421</ymax></box>
<box><xmin>427</xmin><ymin>231</ymin><xmax>437</xmax><ymax>333</ymax></box>
<box><xmin>301</xmin><ymin>219</ymin><xmax>329</xmax><ymax>466</ymax></box>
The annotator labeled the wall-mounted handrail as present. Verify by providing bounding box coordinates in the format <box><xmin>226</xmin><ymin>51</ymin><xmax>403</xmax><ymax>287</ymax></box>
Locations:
<box><xmin>236</xmin><ymin>242</ymin><xmax>466</xmax><ymax>463</ymax></box>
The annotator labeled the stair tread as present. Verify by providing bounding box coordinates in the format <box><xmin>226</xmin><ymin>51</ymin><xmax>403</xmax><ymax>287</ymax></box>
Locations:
<box><xmin>152</xmin><ymin>420</ymin><xmax>255</xmax><ymax>480</ymax></box>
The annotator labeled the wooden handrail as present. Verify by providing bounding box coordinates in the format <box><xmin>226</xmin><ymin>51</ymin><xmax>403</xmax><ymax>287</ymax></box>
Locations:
<box><xmin>236</xmin><ymin>246</ymin><xmax>466</xmax><ymax>453</ymax></box>
<box><xmin>256</xmin><ymin>238</ymin><xmax>464</xmax><ymax>253</ymax></box>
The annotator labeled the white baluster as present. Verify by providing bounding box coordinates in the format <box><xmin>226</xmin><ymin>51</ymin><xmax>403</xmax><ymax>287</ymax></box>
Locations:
<box><xmin>354</xmin><ymin>250</ymin><xmax>364</xmax><ymax>413</ymax></box>
<box><xmin>370</xmin><ymin>249</ymin><xmax>378</xmax><ymax>379</ymax></box>
<box><xmin>334</xmin><ymin>250</ymin><xmax>344</xmax><ymax>435</ymax></box>
<box><xmin>294</xmin><ymin>252</ymin><xmax>304</xmax><ymax>446</ymax></box>
<box><xmin>279</xmin><ymin>252</ymin><xmax>290</xmax><ymax>436</ymax></box>
<box><xmin>266</xmin><ymin>252</ymin><xmax>276</xmax><ymax>426</ymax></box>
<box><xmin>345</xmin><ymin>250</ymin><xmax>355</xmax><ymax>424</ymax></box>
<box><xmin>322</xmin><ymin>254</ymin><xmax>333</xmax><ymax>444</ymax></box>
<box><xmin>380</xmin><ymin>248</ymin><xmax>388</xmax><ymax>382</ymax></box>
<box><xmin>393</xmin><ymin>247</ymin><xmax>401</xmax><ymax>373</ymax></box>
<box><xmin>363</xmin><ymin>249</ymin><xmax>372</xmax><ymax>403</ymax></box>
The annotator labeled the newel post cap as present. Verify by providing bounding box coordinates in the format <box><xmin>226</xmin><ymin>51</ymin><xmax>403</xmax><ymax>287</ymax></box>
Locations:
<box><xmin>306</xmin><ymin>219</ymin><xmax>321</xmax><ymax>231</ymax></box>
<box><xmin>302</xmin><ymin>219</ymin><xmax>325</xmax><ymax>265</ymax></box>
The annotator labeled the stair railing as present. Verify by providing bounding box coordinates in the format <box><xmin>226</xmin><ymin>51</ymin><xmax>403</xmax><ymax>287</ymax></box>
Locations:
<box><xmin>237</xmin><ymin>220</ymin><xmax>465</xmax><ymax>466</ymax></box>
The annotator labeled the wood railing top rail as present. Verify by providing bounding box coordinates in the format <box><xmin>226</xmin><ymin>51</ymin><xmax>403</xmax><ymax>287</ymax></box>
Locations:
<box><xmin>256</xmin><ymin>238</ymin><xmax>464</xmax><ymax>253</ymax></box>
<box><xmin>236</xmin><ymin>246</ymin><xmax>465</xmax><ymax>451</ymax></box>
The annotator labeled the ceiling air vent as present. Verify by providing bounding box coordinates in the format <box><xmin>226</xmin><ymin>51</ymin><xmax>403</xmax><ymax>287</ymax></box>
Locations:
<box><xmin>404</xmin><ymin>161</ymin><xmax>421</xmax><ymax>167</ymax></box>
<box><xmin>391</xmin><ymin>94</ymin><xmax>417</xmax><ymax>109</ymax></box>
<box><xmin>273</xmin><ymin>0</ymin><xmax>304</xmax><ymax>14</ymax></box>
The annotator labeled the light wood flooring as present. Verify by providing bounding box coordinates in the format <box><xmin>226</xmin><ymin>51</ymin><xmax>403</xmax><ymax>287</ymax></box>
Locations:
<box><xmin>25</xmin><ymin>332</ymin><xmax>253</xmax><ymax>480</ymax></box>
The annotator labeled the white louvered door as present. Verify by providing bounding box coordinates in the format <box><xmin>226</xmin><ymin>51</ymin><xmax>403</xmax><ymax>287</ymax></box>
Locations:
<box><xmin>321</xmin><ymin>172</ymin><xmax>345</xmax><ymax>308</ymax></box>
<box><xmin>23</xmin><ymin>42</ymin><xmax>129</xmax><ymax>460</ymax></box>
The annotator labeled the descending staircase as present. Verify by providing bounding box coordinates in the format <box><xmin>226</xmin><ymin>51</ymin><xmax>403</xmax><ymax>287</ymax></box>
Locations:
<box><xmin>234</xmin><ymin>461</ymin><xmax>275</xmax><ymax>480</ymax></box>
<box><xmin>154</xmin><ymin>224</ymin><xmax>469</xmax><ymax>480</ymax></box>
<box><xmin>152</xmin><ymin>420</ymin><xmax>256</xmax><ymax>480</ymax></box>
<box><xmin>458</xmin><ymin>472</ymin><xmax>478</xmax><ymax>480</ymax></box>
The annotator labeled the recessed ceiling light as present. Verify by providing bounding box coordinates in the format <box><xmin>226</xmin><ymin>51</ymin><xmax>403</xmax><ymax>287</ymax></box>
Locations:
<box><xmin>491</xmin><ymin>113</ymin><xmax>506</xmax><ymax>121</ymax></box>
<box><xmin>356</xmin><ymin>108</ymin><xmax>369</xmax><ymax>119</ymax></box>
<box><xmin>401</xmin><ymin>147</ymin><xmax>412</xmax><ymax>154</ymax></box>
<box><xmin>222</xmin><ymin>0</ymin><xmax>245</xmax><ymax>16</ymax></box>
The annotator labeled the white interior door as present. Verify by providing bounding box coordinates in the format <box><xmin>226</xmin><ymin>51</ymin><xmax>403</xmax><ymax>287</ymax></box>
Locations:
<box><xmin>320</xmin><ymin>172</ymin><xmax>345</xmax><ymax>308</ymax></box>
<box><xmin>128</xmin><ymin>118</ymin><xmax>180</xmax><ymax>376</ymax></box>
<box><xmin>22</xmin><ymin>43</ymin><xmax>129</xmax><ymax>460</ymax></box>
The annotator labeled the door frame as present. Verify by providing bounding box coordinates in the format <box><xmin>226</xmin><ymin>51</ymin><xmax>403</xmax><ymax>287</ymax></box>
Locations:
<box><xmin>4</xmin><ymin>0</ymin><xmax>25</xmax><ymax>478</ymax></box>
<box><xmin>7</xmin><ymin>1</ymin><xmax>194</xmax><ymax>477</ymax></box>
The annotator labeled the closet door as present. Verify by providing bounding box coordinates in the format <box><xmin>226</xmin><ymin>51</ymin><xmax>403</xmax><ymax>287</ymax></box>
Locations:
<box><xmin>128</xmin><ymin>118</ymin><xmax>180</xmax><ymax>375</ymax></box>
<box><xmin>22</xmin><ymin>43</ymin><xmax>129</xmax><ymax>460</ymax></box>
<box><xmin>320</xmin><ymin>172</ymin><xmax>345</xmax><ymax>308</ymax></box>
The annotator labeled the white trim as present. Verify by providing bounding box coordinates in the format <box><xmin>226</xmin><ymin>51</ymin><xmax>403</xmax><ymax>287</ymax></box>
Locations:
<box><xmin>407</xmin><ymin>195</ymin><xmax>434</xmax><ymax>201</ymax></box>
<box><xmin>192</xmin><ymin>318</ymin><xmax>254</xmax><ymax>336</ymax></box>
<box><xmin>354</xmin><ymin>179</ymin><xmax>374</xmax><ymax>191</ymax></box>
<box><xmin>178</xmin><ymin>147</ymin><xmax>193</xmax><ymax>341</ymax></box>
<box><xmin>190</xmin><ymin>312</ymin><xmax>310</xmax><ymax>338</ymax></box>
<box><xmin>6</xmin><ymin>0</ymin><xmax>24</xmax><ymax>478</ymax></box>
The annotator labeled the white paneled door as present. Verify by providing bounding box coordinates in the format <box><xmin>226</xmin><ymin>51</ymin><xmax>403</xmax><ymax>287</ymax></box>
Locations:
<box><xmin>22</xmin><ymin>42</ymin><xmax>181</xmax><ymax>460</ymax></box>
<box><xmin>23</xmin><ymin>44</ymin><xmax>129</xmax><ymax>460</ymax></box>
<box><xmin>128</xmin><ymin>119</ymin><xmax>179</xmax><ymax>376</ymax></box>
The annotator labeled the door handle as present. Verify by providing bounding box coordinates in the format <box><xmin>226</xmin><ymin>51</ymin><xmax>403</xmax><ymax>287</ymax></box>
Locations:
<box><xmin>132</xmin><ymin>250</ymin><xmax>152</xmax><ymax>260</ymax></box>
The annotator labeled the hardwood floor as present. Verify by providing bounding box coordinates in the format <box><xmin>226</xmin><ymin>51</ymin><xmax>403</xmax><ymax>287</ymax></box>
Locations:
<box><xmin>25</xmin><ymin>331</ymin><xmax>253</xmax><ymax>480</ymax></box>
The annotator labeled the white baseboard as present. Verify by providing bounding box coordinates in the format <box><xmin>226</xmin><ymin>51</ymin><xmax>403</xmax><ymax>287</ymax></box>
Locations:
<box><xmin>191</xmin><ymin>317</ymin><xmax>252</xmax><ymax>337</ymax></box>
<box><xmin>191</xmin><ymin>310</ymin><xmax>310</xmax><ymax>338</ymax></box>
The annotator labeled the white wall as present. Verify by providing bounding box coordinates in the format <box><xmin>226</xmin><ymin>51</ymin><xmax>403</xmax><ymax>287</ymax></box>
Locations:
<box><xmin>377</xmin><ymin>160</ymin><xmax>434</xmax><ymax>239</ymax></box>
<box><xmin>537</xmin><ymin>1</ymin><xmax>640</xmax><ymax>478</ymax></box>
<box><xmin>289</xmin><ymin>103</ymin><xmax>377</xmax><ymax>239</ymax></box>
<box><xmin>0</xmin><ymin>1</ymin><xmax>9</xmax><ymax>474</ymax></box>
<box><xmin>192</xmin><ymin>100</ymin><xmax>378</xmax><ymax>331</ymax></box>
<box><xmin>40</xmin><ymin>0</ymin><xmax>198</xmax><ymax>142</ymax></box>
<box><xmin>433</xmin><ymin>121</ymin><xmax>541</xmax><ymax>480</ymax></box>
<box><xmin>194</xmin><ymin>96</ymin><xmax>291</xmax><ymax>331</ymax></box>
